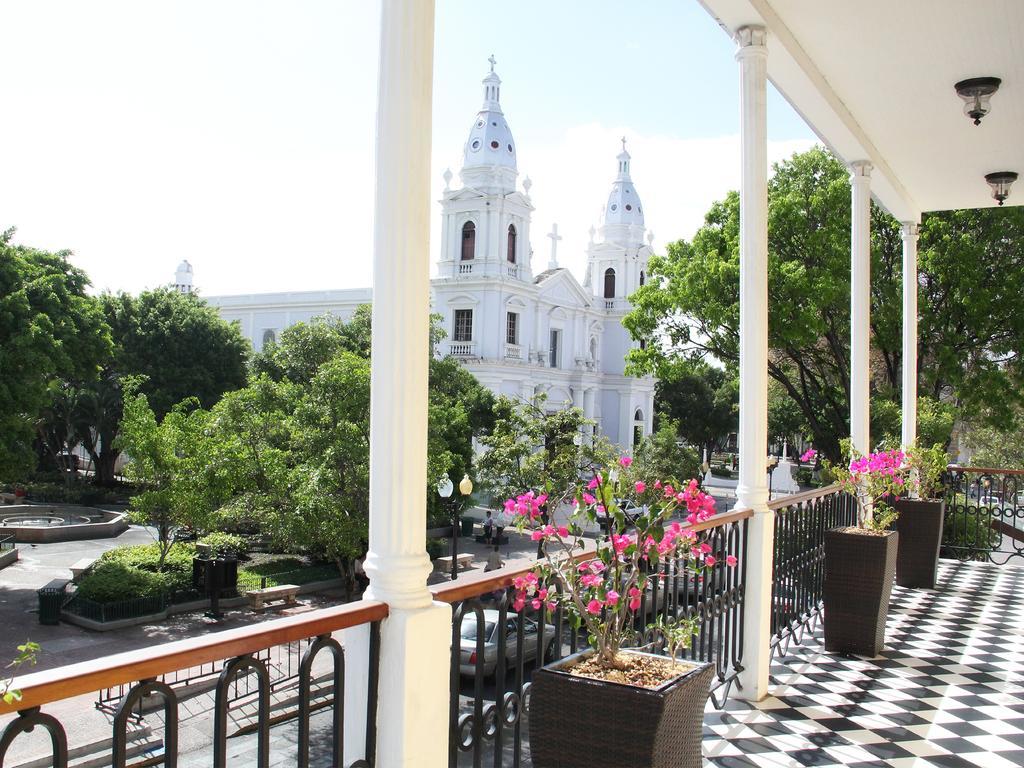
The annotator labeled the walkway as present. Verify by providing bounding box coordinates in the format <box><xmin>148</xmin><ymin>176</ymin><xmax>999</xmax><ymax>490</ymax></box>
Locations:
<box><xmin>703</xmin><ymin>559</ymin><xmax>1024</xmax><ymax>767</ymax></box>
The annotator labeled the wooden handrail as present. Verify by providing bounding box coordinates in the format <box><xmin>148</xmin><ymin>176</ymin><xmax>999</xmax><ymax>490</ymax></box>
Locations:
<box><xmin>431</xmin><ymin>507</ymin><xmax>754</xmax><ymax>605</ymax></box>
<box><xmin>0</xmin><ymin>599</ymin><xmax>388</xmax><ymax>714</ymax></box>
<box><xmin>947</xmin><ymin>464</ymin><xmax>1024</xmax><ymax>477</ymax></box>
<box><xmin>767</xmin><ymin>483</ymin><xmax>842</xmax><ymax>510</ymax></box>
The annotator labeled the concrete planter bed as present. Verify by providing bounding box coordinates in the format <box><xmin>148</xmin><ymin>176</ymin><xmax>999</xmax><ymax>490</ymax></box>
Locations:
<box><xmin>61</xmin><ymin>577</ymin><xmax>345</xmax><ymax>631</ymax></box>
<box><xmin>0</xmin><ymin>504</ymin><xmax>128</xmax><ymax>543</ymax></box>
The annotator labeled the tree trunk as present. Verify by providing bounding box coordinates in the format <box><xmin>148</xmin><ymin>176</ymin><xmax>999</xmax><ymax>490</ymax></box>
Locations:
<box><xmin>94</xmin><ymin>447</ymin><xmax>120</xmax><ymax>487</ymax></box>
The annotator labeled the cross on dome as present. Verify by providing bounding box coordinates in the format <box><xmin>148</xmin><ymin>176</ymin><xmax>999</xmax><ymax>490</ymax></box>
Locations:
<box><xmin>621</xmin><ymin>136</ymin><xmax>627</xmax><ymax>152</ymax></box>
<box><xmin>488</xmin><ymin>54</ymin><xmax>496</xmax><ymax>72</ymax></box>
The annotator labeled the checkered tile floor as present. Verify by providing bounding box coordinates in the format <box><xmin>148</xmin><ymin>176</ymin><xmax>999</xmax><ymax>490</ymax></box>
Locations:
<box><xmin>703</xmin><ymin>559</ymin><xmax>1024</xmax><ymax>767</ymax></box>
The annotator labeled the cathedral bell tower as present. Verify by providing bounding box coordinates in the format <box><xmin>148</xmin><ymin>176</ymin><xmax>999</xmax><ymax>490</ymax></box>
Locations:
<box><xmin>585</xmin><ymin>140</ymin><xmax>652</xmax><ymax>309</ymax></box>
<box><xmin>437</xmin><ymin>57</ymin><xmax>534</xmax><ymax>282</ymax></box>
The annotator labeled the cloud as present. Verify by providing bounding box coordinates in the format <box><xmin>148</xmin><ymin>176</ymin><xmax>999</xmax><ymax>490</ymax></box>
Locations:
<box><xmin>432</xmin><ymin>124</ymin><xmax>815</xmax><ymax>285</ymax></box>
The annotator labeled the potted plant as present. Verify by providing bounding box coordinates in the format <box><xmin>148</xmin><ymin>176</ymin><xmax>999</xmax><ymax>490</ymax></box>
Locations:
<box><xmin>893</xmin><ymin>444</ymin><xmax>947</xmax><ymax>588</ymax></box>
<box><xmin>507</xmin><ymin>456</ymin><xmax>736</xmax><ymax>768</ymax></box>
<box><xmin>825</xmin><ymin>442</ymin><xmax>912</xmax><ymax>656</ymax></box>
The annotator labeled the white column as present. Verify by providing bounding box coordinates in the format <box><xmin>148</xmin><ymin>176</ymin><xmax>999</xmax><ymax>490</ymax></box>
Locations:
<box><xmin>733</xmin><ymin>25</ymin><xmax>772</xmax><ymax>702</ymax></box>
<box><xmin>346</xmin><ymin>2</ymin><xmax>451</xmax><ymax>766</ymax></box>
<box><xmin>850</xmin><ymin>161</ymin><xmax>873</xmax><ymax>456</ymax></box>
<box><xmin>901</xmin><ymin>221</ymin><xmax>919</xmax><ymax>448</ymax></box>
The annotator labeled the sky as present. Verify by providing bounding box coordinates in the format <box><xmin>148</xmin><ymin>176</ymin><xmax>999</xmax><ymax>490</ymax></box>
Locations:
<box><xmin>0</xmin><ymin>1</ymin><xmax>817</xmax><ymax>297</ymax></box>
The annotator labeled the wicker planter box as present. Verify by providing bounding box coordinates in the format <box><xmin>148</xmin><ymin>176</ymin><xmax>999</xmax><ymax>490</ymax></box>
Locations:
<box><xmin>529</xmin><ymin>649</ymin><xmax>713</xmax><ymax>768</ymax></box>
<box><xmin>893</xmin><ymin>498</ymin><xmax>945</xmax><ymax>589</ymax></box>
<box><xmin>823</xmin><ymin>527</ymin><xmax>898</xmax><ymax>657</ymax></box>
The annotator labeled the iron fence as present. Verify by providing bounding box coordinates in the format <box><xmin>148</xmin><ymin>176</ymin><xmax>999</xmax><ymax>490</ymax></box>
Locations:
<box><xmin>0</xmin><ymin>534</ymin><xmax>13</xmax><ymax>552</ymax></box>
<box><xmin>433</xmin><ymin>508</ymin><xmax>750</xmax><ymax>768</ymax></box>
<box><xmin>0</xmin><ymin>601</ymin><xmax>386</xmax><ymax>768</ymax></box>
<box><xmin>943</xmin><ymin>466</ymin><xmax>1024</xmax><ymax>564</ymax></box>
<box><xmin>769</xmin><ymin>486</ymin><xmax>856</xmax><ymax>659</ymax></box>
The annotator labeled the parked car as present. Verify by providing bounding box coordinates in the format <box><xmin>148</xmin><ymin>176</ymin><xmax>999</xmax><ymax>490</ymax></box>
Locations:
<box><xmin>458</xmin><ymin>610</ymin><xmax>556</xmax><ymax>677</ymax></box>
<box><xmin>978</xmin><ymin>494</ymin><xmax>1003</xmax><ymax>508</ymax></box>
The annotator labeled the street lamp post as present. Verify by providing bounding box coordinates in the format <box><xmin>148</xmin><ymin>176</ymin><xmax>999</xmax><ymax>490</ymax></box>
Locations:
<box><xmin>766</xmin><ymin>455</ymin><xmax>779</xmax><ymax>500</ymax></box>
<box><xmin>437</xmin><ymin>473</ymin><xmax>456</xmax><ymax>581</ymax></box>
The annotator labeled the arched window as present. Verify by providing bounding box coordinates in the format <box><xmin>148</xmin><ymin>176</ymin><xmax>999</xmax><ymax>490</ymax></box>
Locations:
<box><xmin>262</xmin><ymin>329</ymin><xmax>276</xmax><ymax>349</ymax></box>
<box><xmin>633</xmin><ymin>409</ymin><xmax>644</xmax><ymax>447</ymax></box>
<box><xmin>639</xmin><ymin>270</ymin><xmax>645</xmax><ymax>286</ymax></box>
<box><xmin>461</xmin><ymin>222</ymin><xmax>476</xmax><ymax>261</ymax></box>
<box><xmin>507</xmin><ymin>224</ymin><xmax>517</xmax><ymax>263</ymax></box>
<box><xmin>604</xmin><ymin>268</ymin><xmax>616</xmax><ymax>299</ymax></box>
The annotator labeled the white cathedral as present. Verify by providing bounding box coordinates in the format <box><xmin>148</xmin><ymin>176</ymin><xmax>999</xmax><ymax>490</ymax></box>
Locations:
<box><xmin>199</xmin><ymin>60</ymin><xmax>655</xmax><ymax>447</ymax></box>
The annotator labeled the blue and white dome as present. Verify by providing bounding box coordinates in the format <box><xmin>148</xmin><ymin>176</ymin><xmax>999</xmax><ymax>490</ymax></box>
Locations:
<box><xmin>462</xmin><ymin>57</ymin><xmax>517</xmax><ymax>174</ymax></box>
<box><xmin>604</xmin><ymin>144</ymin><xmax>644</xmax><ymax>228</ymax></box>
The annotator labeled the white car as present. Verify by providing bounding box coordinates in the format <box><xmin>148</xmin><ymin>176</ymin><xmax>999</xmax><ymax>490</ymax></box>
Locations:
<box><xmin>457</xmin><ymin>609</ymin><xmax>557</xmax><ymax>677</ymax></box>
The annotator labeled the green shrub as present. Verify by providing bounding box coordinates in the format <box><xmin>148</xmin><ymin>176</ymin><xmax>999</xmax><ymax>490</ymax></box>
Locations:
<box><xmin>198</xmin><ymin>532</ymin><xmax>248</xmax><ymax>557</ymax></box>
<box><xmin>941</xmin><ymin>509</ymin><xmax>1001</xmax><ymax>561</ymax></box>
<box><xmin>795</xmin><ymin>468</ymin><xmax>813</xmax><ymax>485</ymax></box>
<box><xmin>99</xmin><ymin>543</ymin><xmax>196</xmax><ymax>577</ymax></box>
<box><xmin>76</xmin><ymin>562</ymin><xmax>173</xmax><ymax>603</ymax></box>
<box><xmin>425</xmin><ymin>537</ymin><xmax>445</xmax><ymax>561</ymax></box>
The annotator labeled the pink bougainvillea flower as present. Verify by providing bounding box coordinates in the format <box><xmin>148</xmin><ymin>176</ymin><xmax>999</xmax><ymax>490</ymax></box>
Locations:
<box><xmin>726</xmin><ymin>554</ymin><xmax>738</xmax><ymax>567</ymax></box>
<box><xmin>531</xmin><ymin>598</ymin><xmax>542</xmax><ymax>610</ymax></box>
<box><xmin>530</xmin><ymin>530</ymin><xmax>544</xmax><ymax>541</ymax></box>
<box><xmin>557</xmin><ymin>525</ymin><xmax>569</xmax><ymax>538</ymax></box>
<box><xmin>587</xmin><ymin>475</ymin><xmax>600</xmax><ymax>490</ymax></box>
<box><xmin>619</xmin><ymin>456</ymin><xmax>633</xmax><ymax>468</ymax></box>
<box><xmin>699</xmin><ymin>542</ymin><xmax>712</xmax><ymax>554</ymax></box>
<box><xmin>800</xmin><ymin>448</ymin><xmax>817</xmax><ymax>462</ymax></box>
<box><xmin>705</xmin><ymin>555</ymin><xmax>717</xmax><ymax>566</ymax></box>
<box><xmin>605</xmin><ymin>590</ymin><xmax>620</xmax><ymax>606</ymax></box>
<box><xmin>653</xmin><ymin>480</ymin><xmax>662</xmax><ymax>490</ymax></box>
<box><xmin>628</xmin><ymin>597</ymin><xmax>641</xmax><ymax>612</ymax></box>
<box><xmin>635</xmin><ymin>481</ymin><xmax>646</xmax><ymax>494</ymax></box>
<box><xmin>582</xmin><ymin>492</ymin><xmax>596</xmax><ymax>505</ymax></box>
<box><xmin>513</xmin><ymin>597</ymin><xmax>525</xmax><ymax>611</ymax></box>
<box><xmin>586</xmin><ymin>599</ymin><xmax>602</xmax><ymax>615</ymax></box>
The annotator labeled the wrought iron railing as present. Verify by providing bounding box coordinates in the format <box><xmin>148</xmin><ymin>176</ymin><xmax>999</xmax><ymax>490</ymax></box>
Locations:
<box><xmin>431</xmin><ymin>507</ymin><xmax>750</xmax><ymax>768</ymax></box>
<box><xmin>943</xmin><ymin>465</ymin><xmax>1024</xmax><ymax>564</ymax></box>
<box><xmin>0</xmin><ymin>600</ymin><xmax>386</xmax><ymax>768</ymax></box>
<box><xmin>769</xmin><ymin>485</ymin><xmax>856</xmax><ymax>659</ymax></box>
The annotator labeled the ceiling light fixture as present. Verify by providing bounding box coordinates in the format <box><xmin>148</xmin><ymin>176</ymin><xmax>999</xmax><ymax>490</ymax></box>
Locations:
<box><xmin>955</xmin><ymin>77</ymin><xmax>1001</xmax><ymax>125</ymax></box>
<box><xmin>985</xmin><ymin>172</ymin><xmax>1018</xmax><ymax>206</ymax></box>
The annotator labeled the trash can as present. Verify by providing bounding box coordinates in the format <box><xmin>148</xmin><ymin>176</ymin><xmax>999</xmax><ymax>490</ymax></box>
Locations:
<box><xmin>461</xmin><ymin>518</ymin><xmax>475</xmax><ymax>537</ymax></box>
<box><xmin>38</xmin><ymin>579</ymin><xmax>69</xmax><ymax>625</ymax></box>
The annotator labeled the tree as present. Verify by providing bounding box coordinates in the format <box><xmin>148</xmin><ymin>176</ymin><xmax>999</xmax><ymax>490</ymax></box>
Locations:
<box><xmin>170</xmin><ymin>309</ymin><xmax>494</xmax><ymax>583</ymax></box>
<box><xmin>632</xmin><ymin>419</ymin><xmax>700</xmax><ymax>487</ymax></box>
<box><xmin>625</xmin><ymin>147</ymin><xmax>1024</xmax><ymax>460</ymax></box>
<box><xmin>653</xmin><ymin>360</ymin><xmax>736</xmax><ymax>459</ymax></box>
<box><xmin>475</xmin><ymin>394</ymin><xmax>604</xmax><ymax>507</ymax></box>
<box><xmin>83</xmin><ymin>289</ymin><xmax>250</xmax><ymax>485</ymax></box>
<box><xmin>0</xmin><ymin>230</ymin><xmax>111</xmax><ymax>481</ymax></box>
<box><xmin>117</xmin><ymin>389</ymin><xmax>216</xmax><ymax>568</ymax></box>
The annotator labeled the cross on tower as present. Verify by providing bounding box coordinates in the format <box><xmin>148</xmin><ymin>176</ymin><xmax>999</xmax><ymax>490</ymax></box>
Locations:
<box><xmin>547</xmin><ymin>223</ymin><xmax>563</xmax><ymax>269</ymax></box>
<box><xmin>488</xmin><ymin>54</ymin><xmax>496</xmax><ymax>72</ymax></box>
<box><xmin>621</xmin><ymin>136</ymin><xmax>627</xmax><ymax>152</ymax></box>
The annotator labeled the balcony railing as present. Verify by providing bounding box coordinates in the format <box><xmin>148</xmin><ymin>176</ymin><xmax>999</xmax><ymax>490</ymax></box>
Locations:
<box><xmin>458</xmin><ymin>262</ymin><xmax>474</xmax><ymax>275</ymax></box>
<box><xmin>0</xmin><ymin>600</ymin><xmax>387</xmax><ymax>768</ymax></box>
<box><xmin>505</xmin><ymin>264</ymin><xmax>519</xmax><ymax>279</ymax></box>
<box><xmin>943</xmin><ymin>465</ymin><xmax>1024</xmax><ymax>564</ymax></box>
<box><xmin>768</xmin><ymin>485</ymin><xmax>855</xmax><ymax>659</ymax></box>
<box><xmin>431</xmin><ymin>507</ymin><xmax>751</xmax><ymax>767</ymax></box>
<box><xmin>449</xmin><ymin>341</ymin><xmax>476</xmax><ymax>358</ymax></box>
<box><xmin>504</xmin><ymin>344</ymin><xmax>521</xmax><ymax>360</ymax></box>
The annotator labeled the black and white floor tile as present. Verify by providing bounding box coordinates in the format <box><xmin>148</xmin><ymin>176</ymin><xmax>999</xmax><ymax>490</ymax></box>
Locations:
<box><xmin>703</xmin><ymin>559</ymin><xmax>1024</xmax><ymax>767</ymax></box>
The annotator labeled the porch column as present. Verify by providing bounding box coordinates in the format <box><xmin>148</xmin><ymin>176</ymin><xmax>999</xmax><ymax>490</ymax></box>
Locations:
<box><xmin>850</xmin><ymin>161</ymin><xmax>873</xmax><ymax>455</ymax></box>
<box><xmin>901</xmin><ymin>221</ymin><xmax>919</xmax><ymax>448</ymax></box>
<box><xmin>345</xmin><ymin>2</ymin><xmax>450</xmax><ymax>766</ymax></box>
<box><xmin>733</xmin><ymin>25</ymin><xmax>772</xmax><ymax>702</ymax></box>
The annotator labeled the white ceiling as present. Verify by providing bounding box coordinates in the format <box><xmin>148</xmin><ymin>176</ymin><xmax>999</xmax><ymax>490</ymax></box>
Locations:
<box><xmin>698</xmin><ymin>0</ymin><xmax>1024</xmax><ymax>220</ymax></box>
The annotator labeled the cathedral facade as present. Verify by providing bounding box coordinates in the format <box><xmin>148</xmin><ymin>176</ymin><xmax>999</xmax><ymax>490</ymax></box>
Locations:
<box><xmin>206</xmin><ymin>61</ymin><xmax>654</xmax><ymax>447</ymax></box>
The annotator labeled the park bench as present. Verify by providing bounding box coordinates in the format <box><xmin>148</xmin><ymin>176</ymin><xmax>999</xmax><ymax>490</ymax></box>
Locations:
<box><xmin>69</xmin><ymin>558</ymin><xmax>96</xmax><ymax>581</ymax></box>
<box><xmin>245</xmin><ymin>584</ymin><xmax>300</xmax><ymax>612</ymax></box>
<box><xmin>435</xmin><ymin>553</ymin><xmax>474</xmax><ymax>573</ymax></box>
